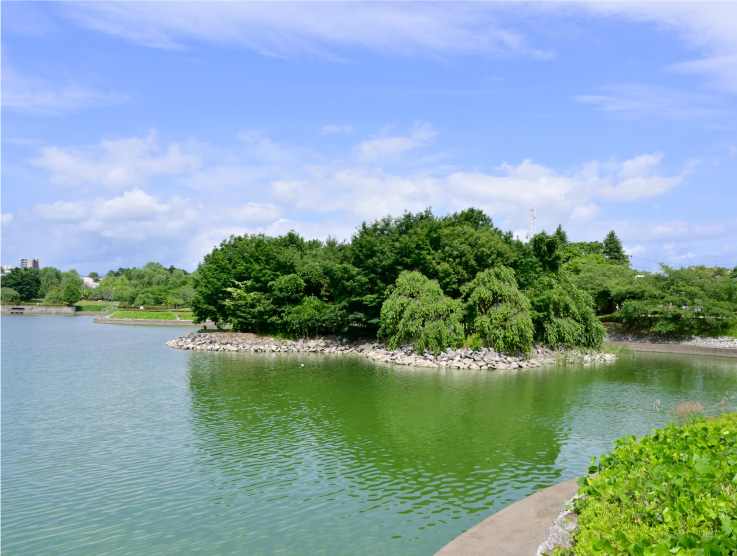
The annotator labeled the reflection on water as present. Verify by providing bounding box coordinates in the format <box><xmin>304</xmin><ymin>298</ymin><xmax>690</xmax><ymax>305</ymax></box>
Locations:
<box><xmin>3</xmin><ymin>316</ymin><xmax>736</xmax><ymax>555</ymax></box>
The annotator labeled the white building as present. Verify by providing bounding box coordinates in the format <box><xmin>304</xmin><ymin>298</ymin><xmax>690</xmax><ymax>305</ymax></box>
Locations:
<box><xmin>21</xmin><ymin>258</ymin><xmax>40</xmax><ymax>269</ymax></box>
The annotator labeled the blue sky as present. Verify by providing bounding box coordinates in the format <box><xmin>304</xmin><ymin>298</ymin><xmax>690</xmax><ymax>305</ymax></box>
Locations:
<box><xmin>2</xmin><ymin>1</ymin><xmax>736</xmax><ymax>275</ymax></box>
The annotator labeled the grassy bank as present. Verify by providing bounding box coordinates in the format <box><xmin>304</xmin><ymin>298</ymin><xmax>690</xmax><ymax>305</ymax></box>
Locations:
<box><xmin>569</xmin><ymin>412</ymin><xmax>737</xmax><ymax>555</ymax></box>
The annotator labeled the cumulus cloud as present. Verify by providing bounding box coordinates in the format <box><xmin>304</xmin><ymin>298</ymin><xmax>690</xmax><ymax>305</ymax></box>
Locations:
<box><xmin>30</xmin><ymin>130</ymin><xmax>201</xmax><ymax>189</ymax></box>
<box><xmin>1</xmin><ymin>213</ymin><xmax>14</xmax><ymax>226</ymax></box>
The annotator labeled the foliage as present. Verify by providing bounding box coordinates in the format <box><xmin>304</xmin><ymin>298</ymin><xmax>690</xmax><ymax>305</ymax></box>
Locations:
<box><xmin>574</xmin><ymin>412</ymin><xmax>737</xmax><ymax>555</ymax></box>
<box><xmin>283</xmin><ymin>296</ymin><xmax>348</xmax><ymax>337</ymax></box>
<box><xmin>615</xmin><ymin>265</ymin><xmax>736</xmax><ymax>336</ymax></box>
<box><xmin>461</xmin><ymin>267</ymin><xmax>534</xmax><ymax>355</ymax></box>
<box><xmin>568</xmin><ymin>263</ymin><xmax>640</xmax><ymax>314</ymax></box>
<box><xmin>1</xmin><ymin>267</ymin><xmax>41</xmax><ymax>300</ymax></box>
<box><xmin>1</xmin><ymin>287</ymin><xmax>21</xmax><ymax>304</ymax></box>
<box><xmin>109</xmin><ymin>311</ymin><xmax>177</xmax><ymax>320</ymax></box>
<box><xmin>61</xmin><ymin>281</ymin><xmax>82</xmax><ymax>305</ymax></box>
<box><xmin>602</xmin><ymin>230</ymin><xmax>628</xmax><ymax>265</ymax></box>
<box><xmin>527</xmin><ymin>274</ymin><xmax>606</xmax><ymax>349</ymax></box>
<box><xmin>378</xmin><ymin>271</ymin><xmax>465</xmax><ymax>353</ymax></box>
<box><xmin>531</xmin><ymin>230</ymin><xmax>562</xmax><ymax>273</ymax></box>
<box><xmin>42</xmin><ymin>288</ymin><xmax>65</xmax><ymax>305</ymax></box>
<box><xmin>39</xmin><ymin>267</ymin><xmax>62</xmax><ymax>297</ymax></box>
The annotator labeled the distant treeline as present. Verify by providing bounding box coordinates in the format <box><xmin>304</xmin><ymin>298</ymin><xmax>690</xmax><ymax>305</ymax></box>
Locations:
<box><xmin>190</xmin><ymin>208</ymin><xmax>736</xmax><ymax>353</ymax></box>
<box><xmin>1</xmin><ymin>262</ymin><xmax>195</xmax><ymax>307</ymax></box>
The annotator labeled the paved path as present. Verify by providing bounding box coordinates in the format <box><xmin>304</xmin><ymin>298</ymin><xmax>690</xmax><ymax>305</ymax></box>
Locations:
<box><xmin>434</xmin><ymin>478</ymin><xmax>580</xmax><ymax>556</ymax></box>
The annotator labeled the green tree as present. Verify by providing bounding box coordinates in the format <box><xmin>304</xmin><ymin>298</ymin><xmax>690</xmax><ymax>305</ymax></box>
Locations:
<box><xmin>61</xmin><ymin>281</ymin><xmax>82</xmax><ymax>305</ymax></box>
<box><xmin>1</xmin><ymin>287</ymin><xmax>21</xmax><ymax>304</ymax></box>
<box><xmin>1</xmin><ymin>267</ymin><xmax>41</xmax><ymax>300</ymax></box>
<box><xmin>462</xmin><ymin>267</ymin><xmax>534</xmax><ymax>355</ymax></box>
<box><xmin>378</xmin><ymin>271</ymin><xmax>464</xmax><ymax>353</ymax></box>
<box><xmin>531</xmin><ymin>231</ymin><xmax>562</xmax><ymax>273</ymax></box>
<box><xmin>553</xmin><ymin>224</ymin><xmax>569</xmax><ymax>248</ymax></box>
<box><xmin>39</xmin><ymin>267</ymin><xmax>63</xmax><ymax>297</ymax></box>
<box><xmin>528</xmin><ymin>274</ymin><xmax>606</xmax><ymax>349</ymax></box>
<box><xmin>602</xmin><ymin>230</ymin><xmax>628</xmax><ymax>265</ymax></box>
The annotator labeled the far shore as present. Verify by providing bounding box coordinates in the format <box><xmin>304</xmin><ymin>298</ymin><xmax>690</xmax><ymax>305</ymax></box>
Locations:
<box><xmin>605</xmin><ymin>340</ymin><xmax>737</xmax><ymax>358</ymax></box>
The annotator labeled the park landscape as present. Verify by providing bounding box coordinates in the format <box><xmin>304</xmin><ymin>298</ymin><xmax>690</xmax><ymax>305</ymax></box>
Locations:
<box><xmin>3</xmin><ymin>2</ymin><xmax>737</xmax><ymax>555</ymax></box>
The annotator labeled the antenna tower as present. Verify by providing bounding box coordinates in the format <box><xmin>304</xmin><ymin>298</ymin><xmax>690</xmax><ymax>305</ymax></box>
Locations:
<box><xmin>526</xmin><ymin>205</ymin><xmax>536</xmax><ymax>240</ymax></box>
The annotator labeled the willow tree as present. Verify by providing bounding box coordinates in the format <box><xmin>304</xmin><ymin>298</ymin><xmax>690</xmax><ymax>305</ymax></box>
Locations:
<box><xmin>378</xmin><ymin>270</ymin><xmax>464</xmax><ymax>353</ymax></box>
<box><xmin>528</xmin><ymin>274</ymin><xmax>606</xmax><ymax>349</ymax></box>
<box><xmin>462</xmin><ymin>266</ymin><xmax>534</xmax><ymax>355</ymax></box>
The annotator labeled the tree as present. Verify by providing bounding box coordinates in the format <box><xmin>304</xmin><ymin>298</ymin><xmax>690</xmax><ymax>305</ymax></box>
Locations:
<box><xmin>602</xmin><ymin>230</ymin><xmax>628</xmax><ymax>265</ymax></box>
<box><xmin>531</xmin><ymin>231</ymin><xmax>562</xmax><ymax>273</ymax></box>
<box><xmin>1</xmin><ymin>287</ymin><xmax>21</xmax><ymax>304</ymax></box>
<box><xmin>61</xmin><ymin>281</ymin><xmax>82</xmax><ymax>305</ymax></box>
<box><xmin>39</xmin><ymin>267</ymin><xmax>62</xmax><ymax>297</ymax></box>
<box><xmin>378</xmin><ymin>271</ymin><xmax>464</xmax><ymax>353</ymax></box>
<box><xmin>1</xmin><ymin>268</ymin><xmax>41</xmax><ymax>301</ymax></box>
<box><xmin>553</xmin><ymin>224</ymin><xmax>569</xmax><ymax>248</ymax></box>
<box><xmin>462</xmin><ymin>267</ymin><xmax>534</xmax><ymax>355</ymax></box>
<box><xmin>528</xmin><ymin>275</ymin><xmax>606</xmax><ymax>349</ymax></box>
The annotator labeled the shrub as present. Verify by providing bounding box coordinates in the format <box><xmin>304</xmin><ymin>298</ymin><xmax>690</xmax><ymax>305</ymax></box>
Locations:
<box><xmin>574</xmin><ymin>412</ymin><xmax>737</xmax><ymax>555</ymax></box>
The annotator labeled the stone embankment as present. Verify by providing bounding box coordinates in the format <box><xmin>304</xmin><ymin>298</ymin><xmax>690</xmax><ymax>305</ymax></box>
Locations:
<box><xmin>166</xmin><ymin>332</ymin><xmax>616</xmax><ymax>369</ymax></box>
<box><xmin>606</xmin><ymin>333</ymin><xmax>737</xmax><ymax>358</ymax></box>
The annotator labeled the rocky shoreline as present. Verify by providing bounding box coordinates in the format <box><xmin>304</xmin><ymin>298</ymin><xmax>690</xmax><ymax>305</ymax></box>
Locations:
<box><xmin>606</xmin><ymin>332</ymin><xmax>737</xmax><ymax>350</ymax></box>
<box><xmin>165</xmin><ymin>331</ymin><xmax>616</xmax><ymax>369</ymax></box>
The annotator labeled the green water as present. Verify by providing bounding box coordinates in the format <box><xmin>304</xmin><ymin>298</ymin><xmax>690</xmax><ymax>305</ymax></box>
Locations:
<box><xmin>2</xmin><ymin>316</ymin><xmax>736</xmax><ymax>555</ymax></box>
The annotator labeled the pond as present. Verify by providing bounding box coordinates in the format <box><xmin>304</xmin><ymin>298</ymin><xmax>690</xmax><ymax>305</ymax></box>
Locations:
<box><xmin>2</xmin><ymin>315</ymin><xmax>735</xmax><ymax>555</ymax></box>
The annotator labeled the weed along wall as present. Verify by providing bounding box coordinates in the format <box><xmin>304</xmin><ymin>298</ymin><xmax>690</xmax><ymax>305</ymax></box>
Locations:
<box><xmin>1</xmin><ymin>305</ymin><xmax>76</xmax><ymax>315</ymax></box>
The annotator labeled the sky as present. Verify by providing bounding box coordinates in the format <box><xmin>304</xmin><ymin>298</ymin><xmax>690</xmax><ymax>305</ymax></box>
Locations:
<box><xmin>2</xmin><ymin>1</ymin><xmax>736</xmax><ymax>275</ymax></box>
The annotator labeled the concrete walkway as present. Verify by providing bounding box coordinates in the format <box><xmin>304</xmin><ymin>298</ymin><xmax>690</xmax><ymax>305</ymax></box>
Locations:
<box><xmin>434</xmin><ymin>478</ymin><xmax>580</xmax><ymax>556</ymax></box>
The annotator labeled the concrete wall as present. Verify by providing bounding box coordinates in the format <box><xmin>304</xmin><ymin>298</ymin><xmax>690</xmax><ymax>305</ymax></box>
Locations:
<box><xmin>1</xmin><ymin>305</ymin><xmax>76</xmax><ymax>315</ymax></box>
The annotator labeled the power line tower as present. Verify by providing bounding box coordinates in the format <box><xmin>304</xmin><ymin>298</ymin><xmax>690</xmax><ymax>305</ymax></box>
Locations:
<box><xmin>525</xmin><ymin>205</ymin><xmax>536</xmax><ymax>241</ymax></box>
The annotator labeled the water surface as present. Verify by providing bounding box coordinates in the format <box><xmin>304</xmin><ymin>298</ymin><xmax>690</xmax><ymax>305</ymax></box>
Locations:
<box><xmin>3</xmin><ymin>316</ymin><xmax>735</xmax><ymax>555</ymax></box>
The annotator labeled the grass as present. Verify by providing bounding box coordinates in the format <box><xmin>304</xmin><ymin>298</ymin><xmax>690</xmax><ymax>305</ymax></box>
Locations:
<box><xmin>108</xmin><ymin>311</ymin><xmax>177</xmax><ymax>320</ymax></box>
<box><xmin>571</xmin><ymin>412</ymin><xmax>737</xmax><ymax>555</ymax></box>
<box><xmin>76</xmin><ymin>301</ymin><xmax>116</xmax><ymax>311</ymax></box>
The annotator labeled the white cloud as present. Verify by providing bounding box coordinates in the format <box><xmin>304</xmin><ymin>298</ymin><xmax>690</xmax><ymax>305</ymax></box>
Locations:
<box><xmin>34</xmin><ymin>200</ymin><xmax>87</xmax><ymax>223</ymax></box>
<box><xmin>30</xmin><ymin>130</ymin><xmax>201</xmax><ymax>189</ymax></box>
<box><xmin>574</xmin><ymin>84</ymin><xmax>727</xmax><ymax>120</ymax></box>
<box><xmin>63</xmin><ymin>2</ymin><xmax>550</xmax><ymax>60</ymax></box>
<box><xmin>321</xmin><ymin>125</ymin><xmax>353</xmax><ymax>135</ymax></box>
<box><xmin>575</xmin><ymin>3</ymin><xmax>737</xmax><ymax>95</ymax></box>
<box><xmin>1</xmin><ymin>213</ymin><xmax>14</xmax><ymax>226</ymax></box>
<box><xmin>95</xmin><ymin>188</ymin><xmax>169</xmax><ymax>222</ymax></box>
<box><xmin>2</xmin><ymin>62</ymin><xmax>130</xmax><ymax>115</ymax></box>
<box><xmin>356</xmin><ymin>122</ymin><xmax>436</xmax><ymax>163</ymax></box>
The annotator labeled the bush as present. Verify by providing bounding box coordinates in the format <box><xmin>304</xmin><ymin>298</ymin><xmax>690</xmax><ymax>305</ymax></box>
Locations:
<box><xmin>283</xmin><ymin>296</ymin><xmax>347</xmax><ymax>337</ymax></box>
<box><xmin>378</xmin><ymin>271</ymin><xmax>464</xmax><ymax>354</ymax></box>
<box><xmin>574</xmin><ymin>412</ymin><xmax>737</xmax><ymax>555</ymax></box>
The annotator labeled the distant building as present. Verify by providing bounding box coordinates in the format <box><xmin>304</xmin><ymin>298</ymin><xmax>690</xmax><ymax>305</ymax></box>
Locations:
<box><xmin>82</xmin><ymin>277</ymin><xmax>99</xmax><ymax>289</ymax></box>
<box><xmin>1</xmin><ymin>265</ymin><xmax>12</xmax><ymax>275</ymax></box>
<box><xmin>20</xmin><ymin>258</ymin><xmax>40</xmax><ymax>269</ymax></box>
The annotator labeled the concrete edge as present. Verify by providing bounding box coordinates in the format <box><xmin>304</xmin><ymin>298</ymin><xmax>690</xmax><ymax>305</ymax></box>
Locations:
<box><xmin>434</xmin><ymin>478</ymin><xmax>580</xmax><ymax>556</ymax></box>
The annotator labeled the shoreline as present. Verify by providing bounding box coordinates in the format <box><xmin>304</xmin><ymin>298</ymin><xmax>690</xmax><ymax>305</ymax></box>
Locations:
<box><xmin>606</xmin><ymin>340</ymin><xmax>737</xmax><ymax>358</ymax></box>
<box><xmin>165</xmin><ymin>331</ymin><xmax>616</xmax><ymax>369</ymax></box>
